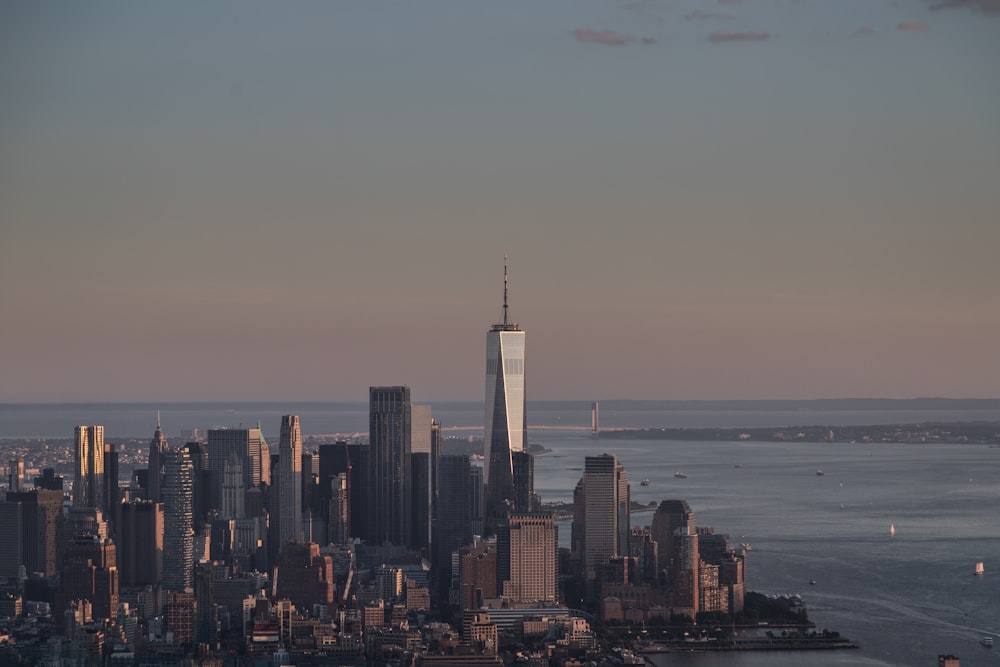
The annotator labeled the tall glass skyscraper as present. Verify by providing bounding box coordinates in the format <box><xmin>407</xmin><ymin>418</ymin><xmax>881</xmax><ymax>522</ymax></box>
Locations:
<box><xmin>483</xmin><ymin>260</ymin><xmax>526</xmax><ymax>536</ymax></box>
<box><xmin>73</xmin><ymin>425</ymin><xmax>105</xmax><ymax>509</ymax></box>
<box><xmin>369</xmin><ymin>386</ymin><xmax>411</xmax><ymax>546</ymax></box>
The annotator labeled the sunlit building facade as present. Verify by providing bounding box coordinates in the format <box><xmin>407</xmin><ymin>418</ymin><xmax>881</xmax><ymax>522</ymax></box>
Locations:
<box><xmin>483</xmin><ymin>261</ymin><xmax>526</xmax><ymax>535</ymax></box>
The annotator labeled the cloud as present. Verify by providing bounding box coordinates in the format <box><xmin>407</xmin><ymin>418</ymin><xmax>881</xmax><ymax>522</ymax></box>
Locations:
<box><xmin>708</xmin><ymin>30</ymin><xmax>771</xmax><ymax>42</ymax></box>
<box><xmin>855</xmin><ymin>25</ymin><xmax>875</xmax><ymax>34</ymax></box>
<box><xmin>685</xmin><ymin>9</ymin><xmax>735</xmax><ymax>20</ymax></box>
<box><xmin>930</xmin><ymin>0</ymin><xmax>1000</xmax><ymax>13</ymax></box>
<box><xmin>572</xmin><ymin>29</ymin><xmax>635</xmax><ymax>45</ymax></box>
<box><xmin>896</xmin><ymin>21</ymin><xmax>929</xmax><ymax>30</ymax></box>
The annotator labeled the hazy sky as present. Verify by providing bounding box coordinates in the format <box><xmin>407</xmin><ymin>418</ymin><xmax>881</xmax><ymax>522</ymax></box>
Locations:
<box><xmin>1</xmin><ymin>0</ymin><xmax>997</xmax><ymax>403</ymax></box>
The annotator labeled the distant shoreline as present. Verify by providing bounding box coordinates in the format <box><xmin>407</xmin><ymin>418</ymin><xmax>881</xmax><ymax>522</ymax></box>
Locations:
<box><xmin>598</xmin><ymin>421</ymin><xmax>1000</xmax><ymax>445</ymax></box>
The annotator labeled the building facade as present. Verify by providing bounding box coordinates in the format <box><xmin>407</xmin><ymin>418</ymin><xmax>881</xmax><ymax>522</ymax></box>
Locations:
<box><xmin>483</xmin><ymin>261</ymin><xmax>526</xmax><ymax>536</ymax></box>
<box><xmin>73</xmin><ymin>425</ymin><xmax>105</xmax><ymax>509</ymax></box>
<box><xmin>369</xmin><ymin>386</ymin><xmax>412</xmax><ymax>546</ymax></box>
<box><xmin>277</xmin><ymin>415</ymin><xmax>304</xmax><ymax>548</ymax></box>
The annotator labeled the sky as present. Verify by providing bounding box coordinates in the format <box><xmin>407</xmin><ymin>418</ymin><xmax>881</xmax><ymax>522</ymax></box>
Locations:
<box><xmin>1</xmin><ymin>0</ymin><xmax>998</xmax><ymax>403</ymax></box>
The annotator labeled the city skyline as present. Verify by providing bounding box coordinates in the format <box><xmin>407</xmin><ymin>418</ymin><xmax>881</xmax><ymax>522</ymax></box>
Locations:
<box><xmin>2</xmin><ymin>1</ymin><xmax>998</xmax><ymax>403</ymax></box>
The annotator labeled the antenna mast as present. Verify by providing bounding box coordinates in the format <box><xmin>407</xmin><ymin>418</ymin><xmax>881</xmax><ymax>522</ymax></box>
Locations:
<box><xmin>502</xmin><ymin>254</ymin><xmax>509</xmax><ymax>326</ymax></box>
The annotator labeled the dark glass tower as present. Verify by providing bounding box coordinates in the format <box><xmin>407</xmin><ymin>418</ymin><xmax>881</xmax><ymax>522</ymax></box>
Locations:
<box><xmin>368</xmin><ymin>386</ymin><xmax>411</xmax><ymax>546</ymax></box>
<box><xmin>483</xmin><ymin>259</ymin><xmax>526</xmax><ymax>535</ymax></box>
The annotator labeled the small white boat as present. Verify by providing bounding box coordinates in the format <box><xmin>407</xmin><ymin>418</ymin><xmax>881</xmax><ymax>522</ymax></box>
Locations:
<box><xmin>981</xmin><ymin>636</ymin><xmax>993</xmax><ymax>647</ymax></box>
<box><xmin>816</xmin><ymin>469</ymin><xmax>824</xmax><ymax>476</ymax></box>
<box><xmin>975</xmin><ymin>561</ymin><xmax>984</xmax><ymax>576</ymax></box>
<box><xmin>641</xmin><ymin>479</ymin><xmax>651</xmax><ymax>486</ymax></box>
<box><xmin>674</xmin><ymin>472</ymin><xmax>688</xmax><ymax>479</ymax></box>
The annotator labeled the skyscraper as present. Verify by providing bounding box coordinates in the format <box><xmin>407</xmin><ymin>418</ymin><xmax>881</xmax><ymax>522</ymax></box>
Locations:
<box><xmin>581</xmin><ymin>454</ymin><xmax>630</xmax><ymax>582</ymax></box>
<box><xmin>5</xmin><ymin>488</ymin><xmax>63</xmax><ymax>577</ymax></box>
<box><xmin>497</xmin><ymin>512</ymin><xmax>557</xmax><ymax>603</ymax></box>
<box><xmin>162</xmin><ymin>448</ymin><xmax>194</xmax><ymax>592</ymax></box>
<box><xmin>277</xmin><ymin>415</ymin><xmax>304</xmax><ymax>548</ymax></box>
<box><xmin>206</xmin><ymin>427</ymin><xmax>268</xmax><ymax>514</ymax></box>
<box><xmin>118</xmin><ymin>500</ymin><xmax>163</xmax><ymax>587</ymax></box>
<box><xmin>411</xmin><ymin>404</ymin><xmax>434</xmax><ymax>552</ymax></box>
<box><xmin>483</xmin><ymin>259</ymin><xmax>526</xmax><ymax>536</ymax></box>
<box><xmin>148</xmin><ymin>415</ymin><xmax>168</xmax><ymax>503</ymax></box>
<box><xmin>369</xmin><ymin>386</ymin><xmax>411</xmax><ymax>546</ymax></box>
<box><xmin>73</xmin><ymin>425</ymin><xmax>105</xmax><ymax>509</ymax></box>
<box><xmin>8</xmin><ymin>458</ymin><xmax>24</xmax><ymax>492</ymax></box>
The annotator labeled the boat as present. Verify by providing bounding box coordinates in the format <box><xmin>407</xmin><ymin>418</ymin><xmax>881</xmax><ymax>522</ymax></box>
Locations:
<box><xmin>809</xmin><ymin>579</ymin><xmax>817</xmax><ymax>585</ymax></box>
<box><xmin>982</xmin><ymin>636</ymin><xmax>993</xmax><ymax>647</ymax></box>
<box><xmin>890</xmin><ymin>524</ymin><xmax>895</xmax><ymax>537</ymax></box>
<box><xmin>975</xmin><ymin>561</ymin><xmax>984</xmax><ymax>576</ymax></box>
<box><xmin>734</xmin><ymin>464</ymin><xmax>744</xmax><ymax>468</ymax></box>
<box><xmin>816</xmin><ymin>469</ymin><xmax>824</xmax><ymax>476</ymax></box>
<box><xmin>640</xmin><ymin>479</ymin><xmax>651</xmax><ymax>486</ymax></box>
<box><xmin>674</xmin><ymin>472</ymin><xmax>688</xmax><ymax>479</ymax></box>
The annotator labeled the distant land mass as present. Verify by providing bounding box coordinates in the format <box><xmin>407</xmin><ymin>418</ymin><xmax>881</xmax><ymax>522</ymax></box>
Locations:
<box><xmin>600</xmin><ymin>421</ymin><xmax>1000</xmax><ymax>445</ymax></box>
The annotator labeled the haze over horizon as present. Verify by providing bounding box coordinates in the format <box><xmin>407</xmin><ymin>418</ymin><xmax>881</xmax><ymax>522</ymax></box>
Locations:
<box><xmin>2</xmin><ymin>1</ymin><xmax>998</xmax><ymax>403</ymax></box>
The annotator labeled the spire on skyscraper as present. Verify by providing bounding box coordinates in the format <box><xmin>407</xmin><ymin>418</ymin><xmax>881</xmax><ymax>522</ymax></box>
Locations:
<box><xmin>494</xmin><ymin>255</ymin><xmax>519</xmax><ymax>332</ymax></box>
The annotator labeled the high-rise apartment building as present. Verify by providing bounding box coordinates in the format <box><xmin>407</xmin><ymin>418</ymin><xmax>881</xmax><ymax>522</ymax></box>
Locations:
<box><xmin>277</xmin><ymin>415</ymin><xmax>304</xmax><ymax>548</ymax></box>
<box><xmin>73</xmin><ymin>426</ymin><xmax>105</xmax><ymax>509</ymax></box>
<box><xmin>162</xmin><ymin>448</ymin><xmax>195</xmax><ymax>592</ymax></box>
<box><xmin>483</xmin><ymin>261</ymin><xmax>526</xmax><ymax>536</ymax></box>
<box><xmin>368</xmin><ymin>386</ymin><xmax>411</xmax><ymax>546</ymax></box>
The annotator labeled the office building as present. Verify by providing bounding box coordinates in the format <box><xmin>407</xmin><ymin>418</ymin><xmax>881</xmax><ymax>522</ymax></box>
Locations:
<box><xmin>581</xmin><ymin>454</ymin><xmax>630</xmax><ymax>582</ymax></box>
<box><xmin>272</xmin><ymin>542</ymin><xmax>334</xmax><ymax>610</ymax></box>
<box><xmin>0</xmin><ymin>502</ymin><xmax>22</xmax><ymax>580</ymax></box>
<box><xmin>433</xmin><ymin>455</ymin><xmax>474</xmax><ymax>600</ymax></box>
<box><xmin>5</xmin><ymin>488</ymin><xmax>63</xmax><ymax>577</ymax></box>
<box><xmin>651</xmin><ymin>499</ymin><xmax>699</xmax><ymax>618</ymax></box>
<box><xmin>497</xmin><ymin>512</ymin><xmax>557</xmax><ymax>603</ymax></box>
<box><xmin>512</xmin><ymin>451</ymin><xmax>538</xmax><ymax>513</ymax></box>
<box><xmin>34</xmin><ymin>468</ymin><xmax>64</xmax><ymax>491</ymax></box>
<box><xmin>483</xmin><ymin>260</ymin><xmax>526</xmax><ymax>536</ymax></box>
<box><xmin>7</xmin><ymin>459</ymin><xmax>24</xmax><ymax>492</ymax></box>
<box><xmin>207</xmin><ymin>427</ymin><xmax>268</xmax><ymax>514</ymax></box>
<box><xmin>277</xmin><ymin>415</ymin><xmax>304</xmax><ymax>548</ymax></box>
<box><xmin>118</xmin><ymin>500</ymin><xmax>163</xmax><ymax>587</ymax></box>
<box><xmin>411</xmin><ymin>405</ymin><xmax>434</xmax><ymax>552</ymax></box>
<box><xmin>369</xmin><ymin>386</ymin><xmax>411</xmax><ymax>546</ymax></box>
<box><xmin>162</xmin><ymin>448</ymin><xmax>195</xmax><ymax>592</ymax></box>
<box><xmin>58</xmin><ymin>537</ymin><xmax>119</xmax><ymax>627</ymax></box>
<box><xmin>148</xmin><ymin>416</ymin><xmax>168</xmax><ymax>503</ymax></box>
<box><xmin>73</xmin><ymin>425</ymin><xmax>105</xmax><ymax>509</ymax></box>
<box><xmin>318</xmin><ymin>441</ymin><xmax>366</xmax><ymax>541</ymax></box>
<box><xmin>102</xmin><ymin>443</ymin><xmax>120</xmax><ymax>523</ymax></box>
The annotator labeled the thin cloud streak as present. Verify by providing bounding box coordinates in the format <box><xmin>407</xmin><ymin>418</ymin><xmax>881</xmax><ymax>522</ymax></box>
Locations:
<box><xmin>572</xmin><ymin>29</ymin><xmax>635</xmax><ymax>45</ymax></box>
<box><xmin>897</xmin><ymin>20</ymin><xmax>930</xmax><ymax>30</ymax></box>
<box><xmin>930</xmin><ymin>0</ymin><xmax>1000</xmax><ymax>13</ymax></box>
<box><xmin>708</xmin><ymin>30</ymin><xmax>771</xmax><ymax>42</ymax></box>
<box><xmin>685</xmin><ymin>9</ymin><xmax>735</xmax><ymax>20</ymax></box>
